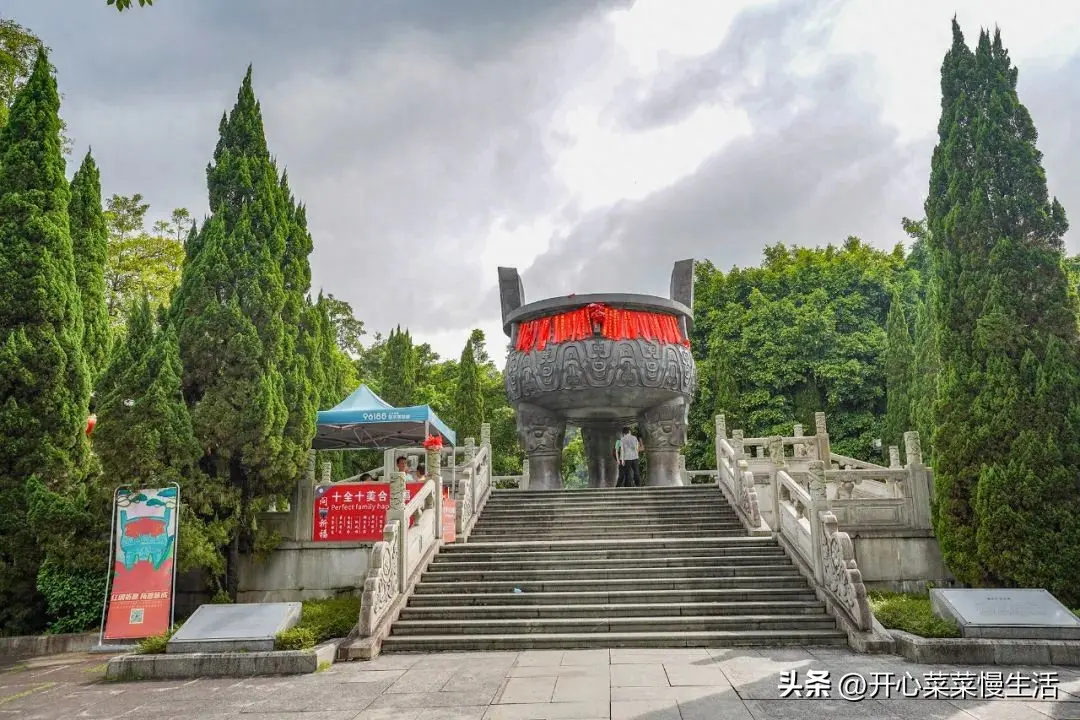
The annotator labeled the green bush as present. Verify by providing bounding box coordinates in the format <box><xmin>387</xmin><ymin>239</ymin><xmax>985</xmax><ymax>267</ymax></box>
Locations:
<box><xmin>136</xmin><ymin>626</ymin><xmax>177</xmax><ymax>654</ymax></box>
<box><xmin>297</xmin><ymin>596</ymin><xmax>361</xmax><ymax>643</ymax></box>
<box><xmin>275</xmin><ymin>627</ymin><xmax>316</xmax><ymax>651</ymax></box>
<box><xmin>36</xmin><ymin>560</ymin><xmax>107</xmax><ymax>635</ymax></box>
<box><xmin>869</xmin><ymin>591</ymin><xmax>960</xmax><ymax>638</ymax></box>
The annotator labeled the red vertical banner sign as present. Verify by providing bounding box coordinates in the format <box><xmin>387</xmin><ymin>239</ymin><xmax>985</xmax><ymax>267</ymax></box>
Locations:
<box><xmin>102</xmin><ymin>486</ymin><xmax>179</xmax><ymax>641</ymax></box>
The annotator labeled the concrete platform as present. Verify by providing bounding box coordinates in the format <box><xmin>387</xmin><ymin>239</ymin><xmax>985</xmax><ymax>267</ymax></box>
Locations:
<box><xmin>2</xmin><ymin>646</ymin><xmax>1079</xmax><ymax>719</ymax></box>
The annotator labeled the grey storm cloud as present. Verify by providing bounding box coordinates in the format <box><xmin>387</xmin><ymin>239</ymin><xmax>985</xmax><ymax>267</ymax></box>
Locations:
<box><xmin>6</xmin><ymin>0</ymin><xmax>1079</xmax><ymax>354</ymax></box>
<box><xmin>516</xmin><ymin>1</ymin><xmax>1080</xmax><ymax>304</ymax></box>
<box><xmin>6</xmin><ymin>0</ymin><xmax>628</xmax><ymax>342</ymax></box>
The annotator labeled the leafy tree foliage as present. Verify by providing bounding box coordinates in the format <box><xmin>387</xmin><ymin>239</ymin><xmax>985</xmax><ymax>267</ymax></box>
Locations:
<box><xmin>104</xmin><ymin>193</ymin><xmax>184</xmax><ymax>326</ymax></box>
<box><xmin>883</xmin><ymin>290</ymin><xmax>914</xmax><ymax>454</ymax></box>
<box><xmin>685</xmin><ymin>239</ymin><xmax>916</xmax><ymax>468</ymax></box>
<box><xmin>0</xmin><ymin>49</ymin><xmax>90</xmax><ymax>634</ymax></box>
<box><xmin>925</xmin><ymin>21</ymin><xmax>1080</xmax><ymax>601</ymax></box>
<box><xmin>69</xmin><ymin>151</ymin><xmax>111</xmax><ymax>380</ymax></box>
<box><xmin>107</xmin><ymin>0</ymin><xmax>152</xmax><ymax>10</ymax></box>
<box><xmin>379</xmin><ymin>326</ymin><xmax>417</xmax><ymax>407</ymax></box>
<box><xmin>321</xmin><ymin>294</ymin><xmax>366</xmax><ymax>357</ymax></box>
<box><xmin>453</xmin><ymin>335</ymin><xmax>484</xmax><ymax>442</ymax></box>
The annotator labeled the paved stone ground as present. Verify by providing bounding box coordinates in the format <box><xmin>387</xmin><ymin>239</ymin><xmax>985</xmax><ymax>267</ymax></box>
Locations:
<box><xmin>1</xmin><ymin>646</ymin><xmax>1077</xmax><ymax>720</ymax></box>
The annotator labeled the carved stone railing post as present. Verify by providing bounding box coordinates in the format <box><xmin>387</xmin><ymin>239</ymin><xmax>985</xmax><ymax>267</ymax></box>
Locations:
<box><xmin>739</xmin><ymin>461</ymin><xmax>761</xmax><ymax>528</ymax></box>
<box><xmin>389</xmin><ymin>469</ymin><xmax>407</xmax><ymax>592</ymax></box>
<box><xmin>465</xmin><ymin>437</ymin><xmax>477</xmax><ymax>523</ymax></box>
<box><xmin>427</xmin><ymin>445</ymin><xmax>442</xmax><ymax>540</ymax></box>
<box><xmin>480</xmin><ymin>423</ymin><xmax>491</xmax><ymax>450</ymax></box>
<box><xmin>730</xmin><ymin>429</ymin><xmax>745</xmax><ymax>462</ymax></box>
<box><xmin>904</xmin><ymin>431</ymin><xmax>932</xmax><ymax>530</ymax></box>
<box><xmin>818</xmin><ymin>511</ymin><xmax>873</xmax><ymax>631</ymax></box>
<box><xmin>521</xmin><ymin>459</ymin><xmax>530</xmax><ymax>490</ymax></box>
<box><xmin>677</xmin><ymin>454</ymin><xmax>688</xmax><ymax>486</ymax></box>
<box><xmin>793</xmin><ymin>424</ymin><xmax>808</xmax><ymax>457</ymax></box>
<box><xmin>806</xmin><ymin>460</ymin><xmax>828</xmax><ymax>586</ymax></box>
<box><xmin>886</xmin><ymin>446</ymin><xmax>901</xmax><ymax>497</ymax></box>
<box><xmin>716</xmin><ymin>414</ymin><xmax>727</xmax><ymax>440</ymax></box>
<box><xmin>321</xmin><ymin>461</ymin><xmax>332</xmax><ymax>484</ymax></box>
<box><xmin>814</xmin><ymin>412</ymin><xmax>831</xmax><ymax>465</ymax></box>
<box><xmin>358</xmin><ymin>520</ymin><xmax>400</xmax><ymax>636</ymax></box>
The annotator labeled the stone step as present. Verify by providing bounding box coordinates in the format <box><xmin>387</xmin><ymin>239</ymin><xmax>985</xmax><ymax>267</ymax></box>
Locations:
<box><xmin>481</xmin><ymin>501</ymin><xmax>725</xmax><ymax>511</ymax></box>
<box><xmin>380</xmin><ymin>629</ymin><xmax>849</xmax><ymax>652</ymax></box>
<box><xmin>412</xmin><ymin>576</ymin><xmax>809</xmax><ymax>594</ymax></box>
<box><xmin>399</xmin><ymin>600</ymin><xmax>828</xmax><ymax>620</ymax></box>
<box><xmin>391</xmin><ymin>614</ymin><xmax>838</xmax><ymax>636</ymax></box>
<box><xmin>421</xmin><ymin>565</ymin><xmax>798</xmax><ymax>582</ymax></box>
<box><xmin>429</xmin><ymin>553</ymin><xmax>790</xmax><ymax>570</ymax></box>
<box><xmin>479</xmin><ymin>507</ymin><xmax>740</xmax><ymax>519</ymax></box>
<box><xmin>440</xmin><ymin>536</ymin><xmax>777</xmax><ymax>552</ymax></box>
<box><xmin>490</xmin><ymin>487</ymin><xmax>720</xmax><ymax>496</ymax></box>
<box><xmin>406</xmin><ymin>587</ymin><xmax>820</xmax><ymax>607</ymax></box>
<box><xmin>468</xmin><ymin>524</ymin><xmax>747</xmax><ymax>535</ymax></box>
<box><xmin>468</xmin><ymin>529</ymin><xmax>748</xmax><ymax>541</ymax></box>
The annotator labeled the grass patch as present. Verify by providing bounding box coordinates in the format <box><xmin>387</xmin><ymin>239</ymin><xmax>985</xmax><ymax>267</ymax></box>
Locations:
<box><xmin>0</xmin><ymin>682</ymin><xmax>56</xmax><ymax>706</ymax></box>
<box><xmin>274</xmin><ymin>596</ymin><xmax>360</xmax><ymax>651</ymax></box>
<box><xmin>135</xmin><ymin>626</ymin><xmax>178</xmax><ymax>655</ymax></box>
<box><xmin>869</xmin><ymin>591</ymin><xmax>961</xmax><ymax>638</ymax></box>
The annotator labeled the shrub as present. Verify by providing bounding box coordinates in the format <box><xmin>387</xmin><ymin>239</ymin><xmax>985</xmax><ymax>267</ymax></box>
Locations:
<box><xmin>869</xmin><ymin>591</ymin><xmax>960</xmax><ymax>638</ymax></box>
<box><xmin>36</xmin><ymin>560</ymin><xmax>107</xmax><ymax>635</ymax></box>
<box><xmin>297</xmin><ymin>596</ymin><xmax>360</xmax><ymax>643</ymax></box>
<box><xmin>136</xmin><ymin>626</ymin><xmax>177</xmax><ymax>654</ymax></box>
<box><xmin>275</xmin><ymin>627</ymin><xmax>316</xmax><ymax>651</ymax></box>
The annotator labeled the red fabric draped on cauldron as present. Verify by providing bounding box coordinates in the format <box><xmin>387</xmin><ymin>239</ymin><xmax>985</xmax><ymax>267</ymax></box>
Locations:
<box><xmin>514</xmin><ymin>302</ymin><xmax>690</xmax><ymax>353</ymax></box>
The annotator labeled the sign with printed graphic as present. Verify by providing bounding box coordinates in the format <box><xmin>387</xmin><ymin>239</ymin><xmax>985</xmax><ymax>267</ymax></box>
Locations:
<box><xmin>103</xmin><ymin>487</ymin><xmax>179</xmax><ymax>640</ymax></box>
<box><xmin>442</xmin><ymin>500</ymin><xmax>456</xmax><ymax>543</ymax></box>
<box><xmin>312</xmin><ymin>482</ymin><xmax>425</xmax><ymax>542</ymax></box>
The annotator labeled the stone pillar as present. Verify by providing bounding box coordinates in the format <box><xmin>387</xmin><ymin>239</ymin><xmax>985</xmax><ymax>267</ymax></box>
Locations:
<box><xmin>389</xmin><ymin>468</ymin><xmax>407</xmax><ymax>592</ymax></box>
<box><xmin>321</xmin><ymin>461</ymin><xmax>332</xmax><ymax>484</ymax></box>
<box><xmin>427</xmin><ymin>445</ymin><xmax>442</xmax><ymax>539</ymax></box>
<box><xmin>806</xmin><ymin>460</ymin><xmax>828</xmax><ymax>586</ymax></box>
<box><xmin>582</xmin><ymin>424</ymin><xmax>620</xmax><ymax>488</ymax></box>
<box><xmin>793</xmin><ymin>424</ymin><xmax>807</xmax><ymax>458</ymax></box>
<box><xmin>716</xmin><ymin>414</ymin><xmax>727</xmax><ymax>439</ymax></box>
<box><xmin>294</xmin><ymin>451</ymin><xmax>317</xmax><ymax>541</ymax></box>
<box><xmin>639</xmin><ymin>397</ymin><xmax>688</xmax><ymax>486</ymax></box>
<box><xmin>515</xmin><ymin>403</ymin><xmax>566</xmax><ymax>490</ymax></box>
<box><xmin>480</xmin><ymin>423</ymin><xmax>491</xmax><ymax>449</ymax></box>
<box><xmin>904</xmin><ymin>431</ymin><xmax>932</xmax><ymax>529</ymax></box>
<box><xmin>814</xmin><ymin>412</ymin><xmax>831</xmax><ymax>465</ymax></box>
<box><xmin>521</xmin><ymin>459</ymin><xmax>530</xmax><ymax>490</ymax></box>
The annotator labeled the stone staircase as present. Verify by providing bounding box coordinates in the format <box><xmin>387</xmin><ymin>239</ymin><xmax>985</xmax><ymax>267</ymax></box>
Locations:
<box><xmin>381</xmin><ymin>485</ymin><xmax>848</xmax><ymax>652</ymax></box>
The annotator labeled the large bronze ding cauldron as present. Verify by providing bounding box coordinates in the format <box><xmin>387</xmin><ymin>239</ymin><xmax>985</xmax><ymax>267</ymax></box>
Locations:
<box><xmin>498</xmin><ymin>261</ymin><xmax>697</xmax><ymax>490</ymax></box>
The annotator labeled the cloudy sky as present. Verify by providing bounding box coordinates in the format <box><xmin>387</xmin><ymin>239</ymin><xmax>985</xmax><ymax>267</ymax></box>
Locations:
<box><xmin>9</xmin><ymin>0</ymin><xmax>1080</xmax><ymax>360</ymax></box>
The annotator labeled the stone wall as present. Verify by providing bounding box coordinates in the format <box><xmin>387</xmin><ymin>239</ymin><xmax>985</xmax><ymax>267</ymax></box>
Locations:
<box><xmin>849</xmin><ymin>529</ymin><xmax>954</xmax><ymax>593</ymax></box>
<box><xmin>236</xmin><ymin>541</ymin><xmax>371</xmax><ymax>603</ymax></box>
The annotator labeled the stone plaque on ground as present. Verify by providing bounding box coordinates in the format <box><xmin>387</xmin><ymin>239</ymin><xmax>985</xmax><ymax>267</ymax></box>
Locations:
<box><xmin>167</xmin><ymin>602</ymin><xmax>302</xmax><ymax>653</ymax></box>
<box><xmin>930</xmin><ymin>588</ymin><xmax>1080</xmax><ymax>640</ymax></box>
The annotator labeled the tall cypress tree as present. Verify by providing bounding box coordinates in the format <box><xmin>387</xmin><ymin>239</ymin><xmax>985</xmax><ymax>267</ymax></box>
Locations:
<box><xmin>909</xmin><ymin>298</ymin><xmax>939</xmax><ymax>460</ymax></box>
<box><xmin>69</xmin><ymin>150</ymin><xmax>111</xmax><ymax>382</ymax></box>
<box><xmin>453</xmin><ymin>335</ymin><xmax>484</xmax><ymax>442</ymax></box>
<box><xmin>0</xmin><ymin>49</ymin><xmax>90</xmax><ymax>633</ymax></box>
<box><xmin>172</xmin><ymin>67</ymin><xmax>315</xmax><ymax>597</ymax></box>
<box><xmin>925</xmin><ymin>21</ymin><xmax>1080</xmax><ymax>599</ymax></box>
<box><xmin>379</xmin><ymin>326</ymin><xmax>416</xmax><ymax>407</ymax></box>
<box><xmin>883</xmin><ymin>290</ymin><xmax>914</xmax><ymax>452</ymax></box>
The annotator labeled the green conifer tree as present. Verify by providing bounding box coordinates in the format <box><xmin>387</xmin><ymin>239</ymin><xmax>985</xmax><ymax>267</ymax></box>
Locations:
<box><xmin>379</xmin><ymin>326</ymin><xmax>416</xmax><ymax>407</ymax></box>
<box><xmin>908</xmin><ymin>298</ymin><xmax>939</xmax><ymax>460</ymax></box>
<box><xmin>172</xmin><ymin>68</ymin><xmax>318</xmax><ymax>597</ymax></box>
<box><xmin>925</xmin><ymin>21</ymin><xmax>1080</xmax><ymax>598</ymax></box>
<box><xmin>69</xmin><ymin>150</ymin><xmax>111</xmax><ymax>381</ymax></box>
<box><xmin>883</xmin><ymin>290</ymin><xmax>914</xmax><ymax>452</ymax></box>
<box><xmin>453</xmin><ymin>335</ymin><xmax>484</xmax><ymax>442</ymax></box>
<box><xmin>0</xmin><ymin>49</ymin><xmax>90</xmax><ymax>633</ymax></box>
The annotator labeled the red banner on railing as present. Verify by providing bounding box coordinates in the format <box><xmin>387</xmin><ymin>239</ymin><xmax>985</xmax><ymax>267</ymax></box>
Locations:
<box><xmin>312</xmin><ymin>482</ymin><xmax>425</xmax><ymax>542</ymax></box>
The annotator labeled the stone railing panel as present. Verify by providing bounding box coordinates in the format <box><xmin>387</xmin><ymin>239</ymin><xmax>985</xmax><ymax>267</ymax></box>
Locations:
<box><xmin>776</xmin><ymin>470</ymin><xmax>814</xmax><ymax>566</ymax></box>
<box><xmin>818</xmin><ymin>511</ymin><xmax>873</xmax><ymax>631</ymax></box>
<box><xmin>358</xmin><ymin>521</ymin><xmax>400</xmax><ymax>635</ymax></box>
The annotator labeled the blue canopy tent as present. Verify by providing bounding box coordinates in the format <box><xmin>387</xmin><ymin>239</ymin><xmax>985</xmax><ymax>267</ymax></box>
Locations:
<box><xmin>312</xmin><ymin>384</ymin><xmax>456</xmax><ymax>450</ymax></box>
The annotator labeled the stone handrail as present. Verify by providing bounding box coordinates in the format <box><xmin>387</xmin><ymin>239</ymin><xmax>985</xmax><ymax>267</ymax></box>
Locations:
<box><xmin>452</xmin><ymin>425</ymin><xmax>493</xmax><ymax>538</ymax></box>
<box><xmin>358</xmin><ymin>520</ymin><xmax>400</xmax><ymax>635</ymax></box>
<box><xmin>492</xmin><ymin>475</ymin><xmax>523</xmax><ymax>489</ymax></box>
<box><xmin>829</xmin><ymin>452</ymin><xmax>883</xmax><ymax>470</ymax></box>
<box><xmin>818</xmin><ymin>510</ymin><xmax>874</xmax><ymax>630</ymax></box>
<box><xmin>687</xmin><ymin>469</ymin><xmax>717</xmax><ymax>485</ymax></box>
